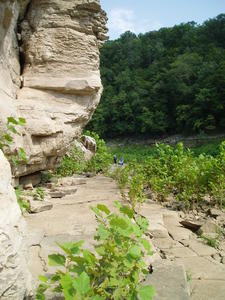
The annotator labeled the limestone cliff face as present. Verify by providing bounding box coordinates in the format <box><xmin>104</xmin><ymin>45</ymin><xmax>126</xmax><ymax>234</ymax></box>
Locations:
<box><xmin>0</xmin><ymin>0</ymin><xmax>107</xmax><ymax>177</ymax></box>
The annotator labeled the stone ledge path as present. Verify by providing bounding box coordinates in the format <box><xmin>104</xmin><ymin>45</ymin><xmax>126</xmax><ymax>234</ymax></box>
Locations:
<box><xmin>25</xmin><ymin>175</ymin><xmax>225</xmax><ymax>300</ymax></box>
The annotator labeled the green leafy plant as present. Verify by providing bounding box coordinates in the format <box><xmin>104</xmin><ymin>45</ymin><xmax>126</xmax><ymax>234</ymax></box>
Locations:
<box><xmin>57</xmin><ymin>132</ymin><xmax>112</xmax><ymax>177</ymax></box>
<box><xmin>0</xmin><ymin>117</ymin><xmax>27</xmax><ymax>165</ymax></box>
<box><xmin>201</xmin><ymin>235</ymin><xmax>219</xmax><ymax>248</ymax></box>
<box><xmin>36</xmin><ymin>202</ymin><xmax>155</xmax><ymax>300</ymax></box>
<box><xmin>111</xmin><ymin>141</ymin><xmax>225</xmax><ymax>209</ymax></box>
<box><xmin>15</xmin><ymin>187</ymin><xmax>30</xmax><ymax>214</ymax></box>
<box><xmin>33</xmin><ymin>187</ymin><xmax>45</xmax><ymax>201</ymax></box>
<box><xmin>57</xmin><ymin>146</ymin><xmax>86</xmax><ymax>177</ymax></box>
<box><xmin>40</xmin><ymin>171</ymin><xmax>53</xmax><ymax>184</ymax></box>
<box><xmin>186</xmin><ymin>271</ymin><xmax>192</xmax><ymax>282</ymax></box>
<box><xmin>85</xmin><ymin>131</ymin><xmax>112</xmax><ymax>174</ymax></box>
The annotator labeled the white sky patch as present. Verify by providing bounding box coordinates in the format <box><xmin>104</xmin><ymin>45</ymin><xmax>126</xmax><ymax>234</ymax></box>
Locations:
<box><xmin>108</xmin><ymin>9</ymin><xmax>136</xmax><ymax>34</ymax></box>
<box><xmin>108</xmin><ymin>8</ymin><xmax>163</xmax><ymax>38</ymax></box>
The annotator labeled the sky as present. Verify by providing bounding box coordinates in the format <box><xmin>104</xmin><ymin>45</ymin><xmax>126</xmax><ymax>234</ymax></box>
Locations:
<box><xmin>100</xmin><ymin>0</ymin><xmax>225</xmax><ymax>40</ymax></box>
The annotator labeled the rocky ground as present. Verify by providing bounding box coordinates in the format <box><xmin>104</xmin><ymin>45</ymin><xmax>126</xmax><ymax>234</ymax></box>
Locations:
<box><xmin>23</xmin><ymin>175</ymin><xmax>225</xmax><ymax>300</ymax></box>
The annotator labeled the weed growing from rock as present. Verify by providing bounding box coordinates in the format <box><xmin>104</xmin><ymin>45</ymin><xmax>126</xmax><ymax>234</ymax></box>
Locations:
<box><xmin>36</xmin><ymin>202</ymin><xmax>155</xmax><ymax>300</ymax></box>
<box><xmin>0</xmin><ymin>117</ymin><xmax>27</xmax><ymax>166</ymax></box>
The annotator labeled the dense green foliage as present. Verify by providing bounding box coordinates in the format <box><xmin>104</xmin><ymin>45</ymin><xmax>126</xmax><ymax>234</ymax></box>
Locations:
<box><xmin>111</xmin><ymin>142</ymin><xmax>225</xmax><ymax>208</ymax></box>
<box><xmin>57</xmin><ymin>132</ymin><xmax>112</xmax><ymax>177</ymax></box>
<box><xmin>88</xmin><ymin>14</ymin><xmax>225</xmax><ymax>137</ymax></box>
<box><xmin>109</xmin><ymin>139</ymin><xmax>224</xmax><ymax>163</ymax></box>
<box><xmin>37</xmin><ymin>203</ymin><xmax>155</xmax><ymax>300</ymax></box>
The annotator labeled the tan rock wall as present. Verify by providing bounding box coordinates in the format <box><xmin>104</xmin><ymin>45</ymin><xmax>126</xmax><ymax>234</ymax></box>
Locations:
<box><xmin>0</xmin><ymin>0</ymin><xmax>107</xmax><ymax>177</ymax></box>
<box><xmin>0</xmin><ymin>1</ymin><xmax>107</xmax><ymax>298</ymax></box>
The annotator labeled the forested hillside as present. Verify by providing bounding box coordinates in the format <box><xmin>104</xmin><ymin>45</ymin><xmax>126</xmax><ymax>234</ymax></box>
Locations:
<box><xmin>88</xmin><ymin>14</ymin><xmax>225</xmax><ymax>138</ymax></box>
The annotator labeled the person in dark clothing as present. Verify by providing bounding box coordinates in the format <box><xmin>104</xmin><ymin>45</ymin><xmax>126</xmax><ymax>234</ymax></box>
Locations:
<box><xmin>113</xmin><ymin>155</ymin><xmax>117</xmax><ymax>164</ymax></box>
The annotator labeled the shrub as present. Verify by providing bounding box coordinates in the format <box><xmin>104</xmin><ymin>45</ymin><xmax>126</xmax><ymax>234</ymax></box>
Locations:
<box><xmin>85</xmin><ymin>131</ymin><xmax>112</xmax><ymax>174</ymax></box>
<box><xmin>57</xmin><ymin>132</ymin><xmax>112</xmax><ymax>177</ymax></box>
<box><xmin>112</xmin><ymin>142</ymin><xmax>225</xmax><ymax>209</ymax></box>
<box><xmin>36</xmin><ymin>202</ymin><xmax>155</xmax><ymax>300</ymax></box>
<box><xmin>57</xmin><ymin>146</ymin><xmax>86</xmax><ymax>177</ymax></box>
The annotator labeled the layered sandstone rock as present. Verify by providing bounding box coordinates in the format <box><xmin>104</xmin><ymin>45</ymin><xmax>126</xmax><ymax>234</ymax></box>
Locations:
<box><xmin>0</xmin><ymin>150</ymin><xmax>32</xmax><ymax>299</ymax></box>
<box><xmin>0</xmin><ymin>1</ymin><xmax>107</xmax><ymax>298</ymax></box>
<box><xmin>0</xmin><ymin>0</ymin><xmax>107</xmax><ymax>178</ymax></box>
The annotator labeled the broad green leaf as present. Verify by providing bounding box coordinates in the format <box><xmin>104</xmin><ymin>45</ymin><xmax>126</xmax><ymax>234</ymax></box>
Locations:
<box><xmin>60</xmin><ymin>273</ymin><xmax>75</xmax><ymax>300</ymax></box>
<box><xmin>83</xmin><ymin>249</ymin><xmax>96</xmax><ymax>265</ymax></box>
<box><xmin>128</xmin><ymin>245</ymin><xmax>142</xmax><ymax>258</ymax></box>
<box><xmin>58</xmin><ymin>240</ymin><xmax>84</xmax><ymax>255</ymax></box>
<box><xmin>50</xmin><ymin>274</ymin><xmax>60</xmax><ymax>283</ymax></box>
<box><xmin>136</xmin><ymin>216</ymin><xmax>149</xmax><ymax>230</ymax></box>
<box><xmin>97</xmin><ymin>224</ymin><xmax>110</xmax><ymax>240</ymax></box>
<box><xmin>7</xmin><ymin>124</ymin><xmax>18</xmax><ymax>134</ymax></box>
<box><xmin>36</xmin><ymin>283</ymin><xmax>48</xmax><ymax>300</ymax></box>
<box><xmin>4</xmin><ymin>134</ymin><xmax>13</xmax><ymax>143</ymax></box>
<box><xmin>95</xmin><ymin>245</ymin><xmax>105</xmax><ymax>256</ymax></box>
<box><xmin>120</xmin><ymin>205</ymin><xmax>134</xmax><ymax>219</ymax></box>
<box><xmin>140</xmin><ymin>238</ymin><xmax>151</xmax><ymax>253</ymax></box>
<box><xmin>18</xmin><ymin>117</ymin><xmax>26</xmax><ymax>125</ymax></box>
<box><xmin>91</xmin><ymin>206</ymin><xmax>103</xmax><ymax>217</ymax></box>
<box><xmin>110</xmin><ymin>216</ymin><xmax>128</xmax><ymax>230</ymax></box>
<box><xmin>7</xmin><ymin>117</ymin><xmax>18</xmax><ymax>125</ymax></box>
<box><xmin>73</xmin><ymin>272</ymin><xmax>90</xmax><ymax>295</ymax></box>
<box><xmin>48</xmin><ymin>254</ymin><xmax>66</xmax><ymax>266</ymax></box>
<box><xmin>109</xmin><ymin>277</ymin><xmax>120</xmax><ymax>287</ymax></box>
<box><xmin>97</xmin><ymin>204</ymin><xmax>110</xmax><ymax>215</ymax></box>
<box><xmin>11</xmin><ymin>155</ymin><xmax>19</xmax><ymax>165</ymax></box>
<box><xmin>139</xmin><ymin>285</ymin><xmax>155</xmax><ymax>300</ymax></box>
<box><xmin>18</xmin><ymin>147</ymin><xmax>27</xmax><ymax>162</ymax></box>
<box><xmin>38</xmin><ymin>275</ymin><xmax>48</xmax><ymax>283</ymax></box>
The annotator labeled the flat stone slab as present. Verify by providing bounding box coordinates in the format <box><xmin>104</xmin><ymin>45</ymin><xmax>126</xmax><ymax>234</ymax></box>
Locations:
<box><xmin>187</xmin><ymin>239</ymin><xmax>218</xmax><ymax>256</ymax></box>
<box><xmin>49</xmin><ymin>191</ymin><xmax>66</xmax><ymax>198</ymax></box>
<box><xmin>148</xmin><ymin>224</ymin><xmax>169</xmax><ymax>238</ymax></box>
<box><xmin>153</xmin><ymin>237</ymin><xmax>183</xmax><ymax>250</ymax></box>
<box><xmin>175</xmin><ymin>256</ymin><xmax>225</xmax><ymax>280</ymax></box>
<box><xmin>163</xmin><ymin>214</ymin><xmax>194</xmax><ymax>241</ymax></box>
<box><xmin>190</xmin><ymin>279</ymin><xmax>225</xmax><ymax>300</ymax></box>
<box><xmin>58</xmin><ymin>177</ymin><xmax>87</xmax><ymax>186</ymax></box>
<box><xmin>145</xmin><ymin>263</ymin><xmax>190</xmax><ymax>300</ymax></box>
<box><xmin>167</xmin><ymin>225</ymin><xmax>193</xmax><ymax>241</ymax></box>
<box><xmin>163</xmin><ymin>246</ymin><xmax>197</xmax><ymax>259</ymax></box>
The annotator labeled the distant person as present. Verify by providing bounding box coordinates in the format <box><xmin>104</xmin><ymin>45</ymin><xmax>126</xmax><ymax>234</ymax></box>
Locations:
<box><xmin>113</xmin><ymin>155</ymin><xmax>117</xmax><ymax>164</ymax></box>
<box><xmin>119</xmin><ymin>157</ymin><xmax>124</xmax><ymax>166</ymax></box>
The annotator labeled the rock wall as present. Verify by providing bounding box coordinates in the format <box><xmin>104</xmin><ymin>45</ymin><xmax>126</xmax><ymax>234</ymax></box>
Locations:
<box><xmin>0</xmin><ymin>0</ymin><xmax>107</xmax><ymax>178</ymax></box>
<box><xmin>0</xmin><ymin>150</ymin><xmax>32</xmax><ymax>299</ymax></box>
<box><xmin>0</xmin><ymin>1</ymin><xmax>107</xmax><ymax>298</ymax></box>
